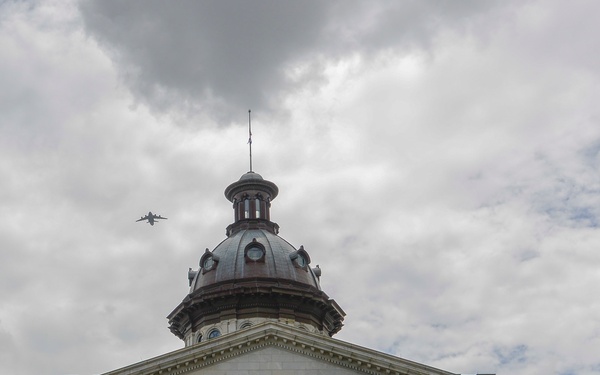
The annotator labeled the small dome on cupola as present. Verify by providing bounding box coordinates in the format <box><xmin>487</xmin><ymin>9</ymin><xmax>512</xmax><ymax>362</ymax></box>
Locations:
<box><xmin>168</xmin><ymin>169</ymin><xmax>345</xmax><ymax>346</ymax></box>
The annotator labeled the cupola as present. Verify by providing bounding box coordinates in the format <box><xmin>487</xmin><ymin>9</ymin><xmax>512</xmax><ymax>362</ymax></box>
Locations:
<box><xmin>224</xmin><ymin>171</ymin><xmax>279</xmax><ymax>236</ymax></box>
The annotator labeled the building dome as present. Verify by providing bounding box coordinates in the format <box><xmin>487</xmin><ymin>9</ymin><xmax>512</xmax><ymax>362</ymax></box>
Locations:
<box><xmin>189</xmin><ymin>228</ymin><xmax>321</xmax><ymax>291</ymax></box>
<box><xmin>168</xmin><ymin>171</ymin><xmax>344</xmax><ymax>345</ymax></box>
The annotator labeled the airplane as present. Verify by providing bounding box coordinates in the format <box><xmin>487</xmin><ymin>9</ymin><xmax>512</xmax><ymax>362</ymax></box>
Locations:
<box><xmin>136</xmin><ymin>211</ymin><xmax>168</xmax><ymax>226</ymax></box>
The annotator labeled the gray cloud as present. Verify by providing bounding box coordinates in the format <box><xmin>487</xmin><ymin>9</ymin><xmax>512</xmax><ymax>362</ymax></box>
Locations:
<box><xmin>78</xmin><ymin>0</ymin><xmax>503</xmax><ymax>123</ymax></box>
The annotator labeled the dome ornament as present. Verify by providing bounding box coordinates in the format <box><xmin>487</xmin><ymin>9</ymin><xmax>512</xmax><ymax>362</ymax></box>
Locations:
<box><xmin>187</xmin><ymin>268</ymin><xmax>198</xmax><ymax>286</ymax></box>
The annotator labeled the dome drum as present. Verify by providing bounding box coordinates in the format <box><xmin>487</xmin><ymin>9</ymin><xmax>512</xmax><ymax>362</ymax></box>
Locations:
<box><xmin>168</xmin><ymin>279</ymin><xmax>344</xmax><ymax>340</ymax></box>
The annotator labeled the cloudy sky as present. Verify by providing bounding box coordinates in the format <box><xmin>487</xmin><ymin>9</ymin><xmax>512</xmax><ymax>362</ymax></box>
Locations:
<box><xmin>1</xmin><ymin>1</ymin><xmax>599</xmax><ymax>374</ymax></box>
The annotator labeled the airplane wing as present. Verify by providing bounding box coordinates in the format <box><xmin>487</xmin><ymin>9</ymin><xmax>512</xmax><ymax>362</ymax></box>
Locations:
<box><xmin>136</xmin><ymin>216</ymin><xmax>148</xmax><ymax>222</ymax></box>
<box><xmin>155</xmin><ymin>215</ymin><xmax>168</xmax><ymax>220</ymax></box>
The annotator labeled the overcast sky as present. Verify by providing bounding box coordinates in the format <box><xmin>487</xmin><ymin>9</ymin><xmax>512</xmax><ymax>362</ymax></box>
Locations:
<box><xmin>1</xmin><ymin>1</ymin><xmax>599</xmax><ymax>374</ymax></box>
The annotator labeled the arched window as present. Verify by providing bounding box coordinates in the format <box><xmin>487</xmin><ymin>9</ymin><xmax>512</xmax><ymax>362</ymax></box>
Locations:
<box><xmin>208</xmin><ymin>329</ymin><xmax>221</xmax><ymax>339</ymax></box>
<box><xmin>197</xmin><ymin>333</ymin><xmax>203</xmax><ymax>343</ymax></box>
<box><xmin>244</xmin><ymin>199</ymin><xmax>250</xmax><ymax>219</ymax></box>
<box><xmin>255</xmin><ymin>198</ymin><xmax>261</xmax><ymax>218</ymax></box>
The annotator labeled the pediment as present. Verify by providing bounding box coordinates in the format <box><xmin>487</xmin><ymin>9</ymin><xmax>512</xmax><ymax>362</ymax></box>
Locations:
<box><xmin>101</xmin><ymin>322</ymin><xmax>455</xmax><ymax>375</ymax></box>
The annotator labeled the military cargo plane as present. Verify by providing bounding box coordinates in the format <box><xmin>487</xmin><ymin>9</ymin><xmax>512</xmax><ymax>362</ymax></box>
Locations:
<box><xmin>136</xmin><ymin>212</ymin><xmax>167</xmax><ymax>226</ymax></box>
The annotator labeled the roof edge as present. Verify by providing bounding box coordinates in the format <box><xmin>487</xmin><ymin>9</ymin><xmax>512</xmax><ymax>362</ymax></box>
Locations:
<box><xmin>101</xmin><ymin>322</ymin><xmax>458</xmax><ymax>375</ymax></box>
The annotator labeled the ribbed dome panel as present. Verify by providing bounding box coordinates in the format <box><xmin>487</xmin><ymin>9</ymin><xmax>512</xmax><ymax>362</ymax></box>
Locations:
<box><xmin>190</xmin><ymin>228</ymin><xmax>320</xmax><ymax>292</ymax></box>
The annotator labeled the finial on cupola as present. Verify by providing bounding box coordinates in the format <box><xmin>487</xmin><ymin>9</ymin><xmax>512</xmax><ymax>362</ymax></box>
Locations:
<box><xmin>248</xmin><ymin>109</ymin><xmax>253</xmax><ymax>172</ymax></box>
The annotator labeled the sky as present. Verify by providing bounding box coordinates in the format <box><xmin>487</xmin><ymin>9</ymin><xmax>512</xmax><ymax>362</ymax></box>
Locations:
<box><xmin>1</xmin><ymin>1</ymin><xmax>599</xmax><ymax>374</ymax></box>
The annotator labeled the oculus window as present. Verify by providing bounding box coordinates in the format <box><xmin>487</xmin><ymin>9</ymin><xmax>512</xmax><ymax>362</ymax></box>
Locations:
<box><xmin>244</xmin><ymin>239</ymin><xmax>265</xmax><ymax>262</ymax></box>
<box><xmin>290</xmin><ymin>246</ymin><xmax>311</xmax><ymax>269</ymax></box>
<box><xmin>199</xmin><ymin>249</ymin><xmax>219</xmax><ymax>273</ymax></box>
<box><xmin>203</xmin><ymin>257</ymin><xmax>214</xmax><ymax>270</ymax></box>
<box><xmin>247</xmin><ymin>246</ymin><xmax>264</xmax><ymax>260</ymax></box>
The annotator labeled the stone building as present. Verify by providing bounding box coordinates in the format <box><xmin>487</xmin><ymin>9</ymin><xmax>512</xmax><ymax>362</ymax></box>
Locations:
<box><xmin>102</xmin><ymin>171</ymin><xmax>490</xmax><ymax>375</ymax></box>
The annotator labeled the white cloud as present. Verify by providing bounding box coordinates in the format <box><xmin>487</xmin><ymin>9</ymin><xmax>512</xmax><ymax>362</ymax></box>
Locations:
<box><xmin>1</xmin><ymin>1</ymin><xmax>600</xmax><ymax>374</ymax></box>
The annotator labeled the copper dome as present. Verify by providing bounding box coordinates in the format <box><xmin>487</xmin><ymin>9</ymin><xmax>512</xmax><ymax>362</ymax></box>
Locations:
<box><xmin>168</xmin><ymin>171</ymin><xmax>344</xmax><ymax>341</ymax></box>
<box><xmin>189</xmin><ymin>228</ymin><xmax>321</xmax><ymax>292</ymax></box>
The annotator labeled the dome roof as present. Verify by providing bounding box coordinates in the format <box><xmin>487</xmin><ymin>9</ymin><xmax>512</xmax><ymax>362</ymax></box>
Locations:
<box><xmin>224</xmin><ymin>171</ymin><xmax>278</xmax><ymax>203</ymax></box>
<box><xmin>190</xmin><ymin>228</ymin><xmax>321</xmax><ymax>292</ymax></box>
<box><xmin>239</xmin><ymin>171</ymin><xmax>263</xmax><ymax>180</ymax></box>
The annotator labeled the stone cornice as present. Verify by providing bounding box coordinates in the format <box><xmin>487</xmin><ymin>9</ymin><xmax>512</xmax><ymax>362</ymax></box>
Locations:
<box><xmin>101</xmin><ymin>322</ymin><xmax>457</xmax><ymax>375</ymax></box>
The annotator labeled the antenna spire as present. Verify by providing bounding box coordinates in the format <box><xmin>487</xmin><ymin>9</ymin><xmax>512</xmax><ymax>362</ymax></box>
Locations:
<box><xmin>248</xmin><ymin>109</ymin><xmax>253</xmax><ymax>172</ymax></box>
